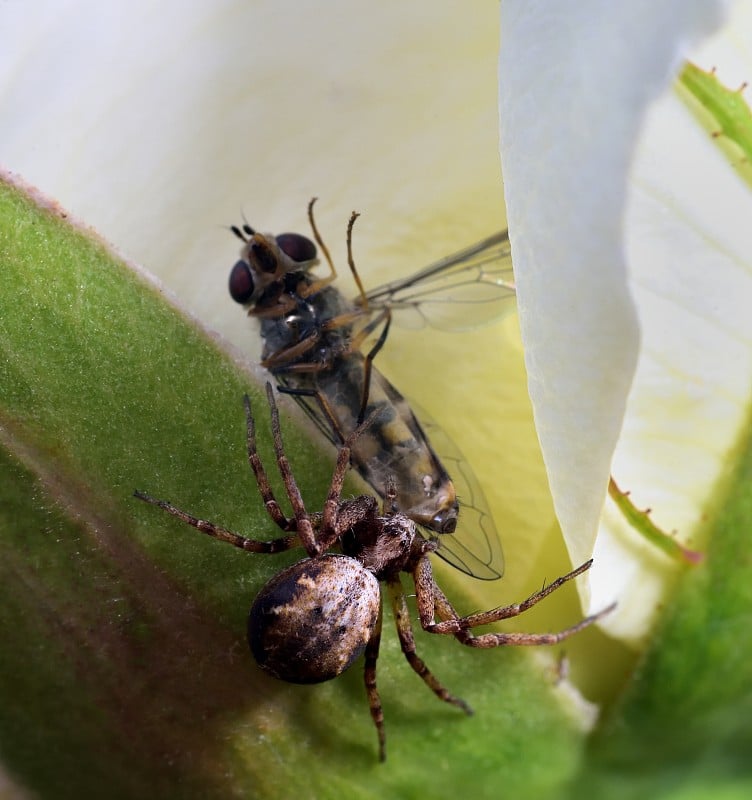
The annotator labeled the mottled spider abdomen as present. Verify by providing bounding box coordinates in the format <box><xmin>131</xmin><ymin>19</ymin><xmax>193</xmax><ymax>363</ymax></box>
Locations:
<box><xmin>248</xmin><ymin>554</ymin><xmax>380</xmax><ymax>684</ymax></box>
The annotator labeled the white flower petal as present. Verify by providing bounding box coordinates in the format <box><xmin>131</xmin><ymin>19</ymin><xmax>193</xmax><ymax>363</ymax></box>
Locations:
<box><xmin>1</xmin><ymin>2</ymin><xmax>515</xmax><ymax>606</ymax></box>
<box><xmin>593</xmin><ymin>6</ymin><xmax>752</xmax><ymax>642</ymax></box>
<box><xmin>0</xmin><ymin>0</ymin><xmax>505</xmax><ymax>347</ymax></box>
<box><xmin>499</xmin><ymin>1</ymin><xmax>727</xmax><ymax>613</ymax></box>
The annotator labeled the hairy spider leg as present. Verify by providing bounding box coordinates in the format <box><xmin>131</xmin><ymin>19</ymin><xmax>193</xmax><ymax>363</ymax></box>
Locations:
<box><xmin>363</xmin><ymin>601</ymin><xmax>386</xmax><ymax>761</ymax></box>
<box><xmin>386</xmin><ymin>578</ymin><xmax>473</xmax><ymax>715</ymax></box>
<box><xmin>131</xmin><ymin>492</ymin><xmax>300</xmax><ymax>554</ymax></box>
<box><xmin>382</xmin><ymin>475</ymin><xmax>399</xmax><ymax>516</ymax></box>
<box><xmin>242</xmin><ymin>392</ymin><xmax>295</xmax><ymax>532</ymax></box>
<box><xmin>413</xmin><ymin>557</ymin><xmax>616</xmax><ymax>646</ymax></box>
<box><xmin>133</xmin><ymin>389</ymin><xmax>311</xmax><ymax>553</ymax></box>
<box><xmin>134</xmin><ymin>383</ymin><xmax>383</xmax><ymax>559</ymax></box>
<box><xmin>263</xmin><ymin>382</ymin><xmax>384</xmax><ymax>555</ymax></box>
<box><xmin>264</xmin><ymin>382</ymin><xmax>321</xmax><ymax>556</ymax></box>
<box><xmin>315</xmin><ymin>399</ymin><xmax>384</xmax><ymax>552</ymax></box>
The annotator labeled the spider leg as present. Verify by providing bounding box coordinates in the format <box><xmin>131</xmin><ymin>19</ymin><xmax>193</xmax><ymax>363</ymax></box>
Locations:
<box><xmin>436</xmin><ymin>560</ymin><xmax>596</xmax><ymax>630</ymax></box>
<box><xmin>363</xmin><ymin>599</ymin><xmax>386</xmax><ymax>762</ymax></box>
<box><xmin>414</xmin><ymin>557</ymin><xmax>615</xmax><ymax>647</ymax></box>
<box><xmin>448</xmin><ymin>604</ymin><xmax>614</xmax><ymax>648</ymax></box>
<box><xmin>263</xmin><ymin>382</ymin><xmax>382</xmax><ymax>554</ymax></box>
<box><xmin>317</xmin><ymin>405</ymin><xmax>385</xmax><ymax>552</ymax></box>
<box><xmin>133</xmin><ymin>491</ymin><xmax>300</xmax><ymax>553</ymax></box>
<box><xmin>243</xmin><ymin>393</ymin><xmax>294</xmax><ymax>531</ymax></box>
<box><xmin>264</xmin><ymin>383</ymin><xmax>319</xmax><ymax>557</ymax></box>
<box><xmin>382</xmin><ymin>475</ymin><xmax>398</xmax><ymax>517</ymax></box>
<box><xmin>386</xmin><ymin>576</ymin><xmax>472</xmax><ymax>715</ymax></box>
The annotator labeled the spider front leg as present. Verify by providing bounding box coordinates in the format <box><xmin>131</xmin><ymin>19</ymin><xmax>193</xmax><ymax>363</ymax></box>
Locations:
<box><xmin>263</xmin><ymin>381</ymin><xmax>383</xmax><ymax>555</ymax></box>
<box><xmin>242</xmin><ymin>391</ymin><xmax>295</xmax><ymax>533</ymax></box>
<box><xmin>386</xmin><ymin>577</ymin><xmax>473</xmax><ymax>715</ymax></box>
<box><xmin>264</xmin><ymin>382</ymin><xmax>320</xmax><ymax>556</ymax></box>
<box><xmin>314</xmin><ymin>402</ymin><xmax>385</xmax><ymax>553</ymax></box>
<box><xmin>133</xmin><ymin>386</ymin><xmax>313</xmax><ymax>555</ymax></box>
<box><xmin>414</xmin><ymin>557</ymin><xmax>615</xmax><ymax>647</ymax></box>
<box><xmin>131</xmin><ymin>494</ymin><xmax>301</xmax><ymax>554</ymax></box>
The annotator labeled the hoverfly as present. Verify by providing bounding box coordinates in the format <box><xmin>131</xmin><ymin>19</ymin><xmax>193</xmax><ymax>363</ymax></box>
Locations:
<box><xmin>228</xmin><ymin>200</ymin><xmax>515</xmax><ymax>580</ymax></box>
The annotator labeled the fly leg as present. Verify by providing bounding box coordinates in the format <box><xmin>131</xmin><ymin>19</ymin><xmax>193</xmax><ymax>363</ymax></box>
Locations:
<box><xmin>275</xmin><ymin>384</ymin><xmax>347</xmax><ymax>445</ymax></box>
<box><xmin>298</xmin><ymin>304</ymin><xmax>393</xmax><ymax>425</ymax></box>
<box><xmin>335</xmin><ymin>206</ymin><xmax>392</xmax><ymax>422</ymax></box>
<box><xmin>132</xmin><ymin>388</ymin><xmax>305</xmax><ymax>552</ymax></box>
<box><xmin>263</xmin><ymin>383</ymin><xmax>320</xmax><ymax>556</ymax></box>
<box><xmin>296</xmin><ymin>197</ymin><xmax>339</xmax><ymax>296</ymax></box>
<box><xmin>261</xmin><ymin>334</ymin><xmax>321</xmax><ymax>371</ymax></box>
<box><xmin>349</xmin><ymin>308</ymin><xmax>391</xmax><ymax>424</ymax></box>
<box><xmin>345</xmin><ymin>208</ymin><xmax>369</xmax><ymax>308</ymax></box>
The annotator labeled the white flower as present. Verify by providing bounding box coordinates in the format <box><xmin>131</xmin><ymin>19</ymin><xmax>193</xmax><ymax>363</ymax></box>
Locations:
<box><xmin>500</xmin><ymin>0</ymin><xmax>752</xmax><ymax>643</ymax></box>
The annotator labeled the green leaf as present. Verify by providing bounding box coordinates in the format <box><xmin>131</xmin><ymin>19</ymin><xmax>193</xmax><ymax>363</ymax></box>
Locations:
<box><xmin>678</xmin><ymin>62</ymin><xmax>752</xmax><ymax>191</ymax></box>
<box><xmin>607</xmin><ymin>478</ymin><xmax>703</xmax><ymax>564</ymax></box>
<box><xmin>547</xmin><ymin>63</ymin><xmax>752</xmax><ymax>800</ymax></box>
<box><xmin>0</xmin><ymin>175</ymin><xmax>602</xmax><ymax>799</ymax></box>
<box><xmin>564</xmin><ymin>412</ymin><xmax>752</xmax><ymax>799</ymax></box>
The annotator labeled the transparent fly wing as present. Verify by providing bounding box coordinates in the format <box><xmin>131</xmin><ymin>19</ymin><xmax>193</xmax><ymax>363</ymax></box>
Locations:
<box><xmin>432</xmin><ymin>502</ymin><xmax>504</xmax><ymax>580</ymax></box>
<box><xmin>276</xmin><ymin>374</ymin><xmax>504</xmax><ymax>581</ymax></box>
<box><xmin>275</xmin><ymin>374</ymin><xmax>341</xmax><ymax>448</ymax></box>
<box><xmin>363</xmin><ymin>230</ymin><xmax>516</xmax><ymax>331</ymax></box>
<box><xmin>410</xmin><ymin>406</ymin><xmax>504</xmax><ymax>581</ymax></box>
<box><xmin>246</xmin><ymin>214</ymin><xmax>508</xmax><ymax>581</ymax></box>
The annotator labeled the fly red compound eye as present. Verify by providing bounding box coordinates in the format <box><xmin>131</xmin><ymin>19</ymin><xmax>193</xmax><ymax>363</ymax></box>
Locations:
<box><xmin>229</xmin><ymin>260</ymin><xmax>255</xmax><ymax>304</ymax></box>
<box><xmin>276</xmin><ymin>232</ymin><xmax>317</xmax><ymax>263</ymax></box>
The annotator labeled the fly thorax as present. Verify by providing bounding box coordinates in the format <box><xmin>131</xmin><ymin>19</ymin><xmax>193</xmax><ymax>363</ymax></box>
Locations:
<box><xmin>285</xmin><ymin>297</ymin><xmax>318</xmax><ymax>341</ymax></box>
